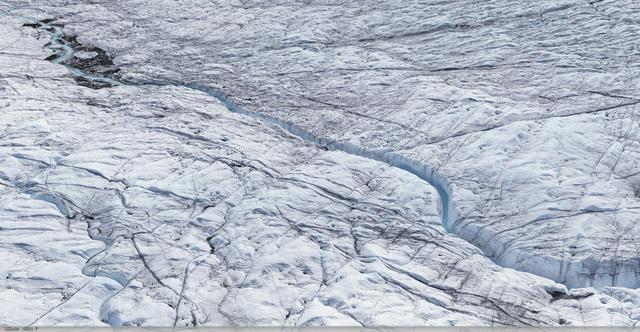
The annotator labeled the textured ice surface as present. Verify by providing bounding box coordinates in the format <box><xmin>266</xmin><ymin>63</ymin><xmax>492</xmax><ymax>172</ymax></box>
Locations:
<box><xmin>2</xmin><ymin>0</ymin><xmax>640</xmax><ymax>327</ymax></box>
<box><xmin>43</xmin><ymin>0</ymin><xmax>640</xmax><ymax>290</ymax></box>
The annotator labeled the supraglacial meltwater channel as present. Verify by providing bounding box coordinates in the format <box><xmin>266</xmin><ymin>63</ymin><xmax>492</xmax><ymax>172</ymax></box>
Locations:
<box><xmin>20</xmin><ymin>14</ymin><xmax>639</xmax><ymax>292</ymax></box>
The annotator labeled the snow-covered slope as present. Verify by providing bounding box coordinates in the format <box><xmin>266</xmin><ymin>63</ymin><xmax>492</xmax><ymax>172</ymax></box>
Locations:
<box><xmin>2</xmin><ymin>0</ymin><xmax>640</xmax><ymax>327</ymax></box>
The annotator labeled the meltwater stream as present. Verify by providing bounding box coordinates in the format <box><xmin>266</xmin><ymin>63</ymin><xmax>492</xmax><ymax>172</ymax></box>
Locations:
<box><xmin>35</xmin><ymin>14</ymin><xmax>640</xmax><ymax>293</ymax></box>
<box><xmin>32</xmin><ymin>14</ymin><xmax>637</xmax><ymax>293</ymax></box>
<box><xmin>23</xmin><ymin>9</ymin><xmax>640</xmax><ymax>293</ymax></box>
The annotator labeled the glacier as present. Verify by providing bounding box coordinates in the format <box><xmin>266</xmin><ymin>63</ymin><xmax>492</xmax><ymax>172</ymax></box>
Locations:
<box><xmin>1</xmin><ymin>0</ymin><xmax>640</xmax><ymax>327</ymax></box>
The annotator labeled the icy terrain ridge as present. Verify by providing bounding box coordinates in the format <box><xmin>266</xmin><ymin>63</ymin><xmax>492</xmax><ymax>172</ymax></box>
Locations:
<box><xmin>1</xmin><ymin>0</ymin><xmax>640</xmax><ymax>327</ymax></box>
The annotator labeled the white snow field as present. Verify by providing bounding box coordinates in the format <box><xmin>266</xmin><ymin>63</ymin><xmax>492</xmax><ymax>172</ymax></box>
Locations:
<box><xmin>1</xmin><ymin>0</ymin><xmax>640</xmax><ymax>327</ymax></box>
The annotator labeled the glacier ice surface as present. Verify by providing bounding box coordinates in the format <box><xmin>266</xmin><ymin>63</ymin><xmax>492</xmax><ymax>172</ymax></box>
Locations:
<box><xmin>2</xmin><ymin>0</ymin><xmax>640</xmax><ymax>326</ymax></box>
